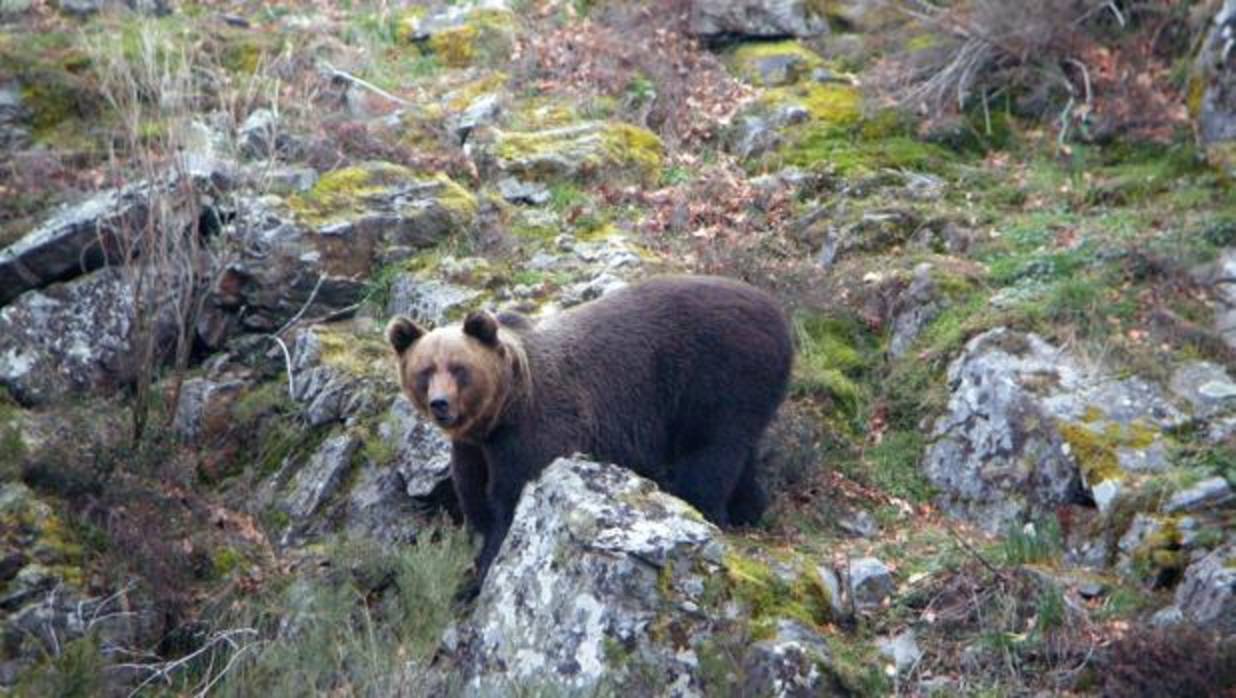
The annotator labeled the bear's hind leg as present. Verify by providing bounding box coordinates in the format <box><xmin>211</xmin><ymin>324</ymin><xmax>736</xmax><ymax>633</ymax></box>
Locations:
<box><xmin>669</xmin><ymin>437</ymin><xmax>755</xmax><ymax>526</ymax></box>
<box><xmin>727</xmin><ymin>452</ymin><xmax>767</xmax><ymax>527</ymax></box>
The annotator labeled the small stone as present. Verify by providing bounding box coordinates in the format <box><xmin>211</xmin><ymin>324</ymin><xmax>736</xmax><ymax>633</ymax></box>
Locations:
<box><xmin>1164</xmin><ymin>477</ymin><xmax>1235</xmax><ymax>514</ymax></box>
<box><xmin>1150</xmin><ymin>605</ymin><xmax>1185</xmax><ymax>627</ymax></box>
<box><xmin>497</xmin><ymin>177</ymin><xmax>551</xmax><ymax>205</ymax></box>
<box><xmin>838</xmin><ymin>509</ymin><xmax>879</xmax><ymax>538</ymax></box>
<box><xmin>1170</xmin><ymin>361</ymin><xmax>1236</xmax><ymax>418</ymax></box>
<box><xmin>1077</xmin><ymin>582</ymin><xmax>1106</xmax><ymax>600</ymax></box>
<box><xmin>848</xmin><ymin>557</ymin><xmax>894</xmax><ymax>609</ymax></box>
<box><xmin>877</xmin><ymin>631</ymin><xmax>922</xmax><ymax>674</ymax></box>
<box><xmin>816</xmin><ymin>564</ymin><xmax>846</xmax><ymax>618</ymax></box>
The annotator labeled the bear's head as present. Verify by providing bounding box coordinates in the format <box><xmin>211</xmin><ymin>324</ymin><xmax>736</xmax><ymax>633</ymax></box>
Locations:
<box><xmin>386</xmin><ymin>311</ymin><xmax>527</xmax><ymax>441</ymax></box>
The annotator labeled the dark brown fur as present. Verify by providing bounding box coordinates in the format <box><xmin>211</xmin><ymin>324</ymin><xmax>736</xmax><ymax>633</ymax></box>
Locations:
<box><xmin>387</xmin><ymin>275</ymin><xmax>793</xmax><ymax>584</ymax></box>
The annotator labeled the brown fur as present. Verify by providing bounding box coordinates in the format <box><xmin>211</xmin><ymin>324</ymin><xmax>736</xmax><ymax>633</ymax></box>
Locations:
<box><xmin>386</xmin><ymin>275</ymin><xmax>793</xmax><ymax>587</ymax></box>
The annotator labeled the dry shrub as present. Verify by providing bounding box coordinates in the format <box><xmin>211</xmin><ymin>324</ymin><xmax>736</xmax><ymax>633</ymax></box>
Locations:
<box><xmin>1100</xmin><ymin>625</ymin><xmax>1236</xmax><ymax>698</ymax></box>
<box><xmin>873</xmin><ymin>0</ymin><xmax>1193</xmax><ymax>143</ymax></box>
<box><xmin>514</xmin><ymin>3</ymin><xmax>753</xmax><ymax>147</ymax></box>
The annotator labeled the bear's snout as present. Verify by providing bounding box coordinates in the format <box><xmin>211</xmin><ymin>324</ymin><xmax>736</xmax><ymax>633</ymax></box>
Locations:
<box><xmin>429</xmin><ymin>397</ymin><xmax>454</xmax><ymax>424</ymax></box>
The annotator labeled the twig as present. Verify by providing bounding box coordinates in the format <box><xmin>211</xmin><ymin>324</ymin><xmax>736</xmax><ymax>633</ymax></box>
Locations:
<box><xmin>270</xmin><ymin>335</ymin><xmax>296</xmax><ymax>401</ymax></box>
<box><xmin>321</xmin><ymin>62</ymin><xmax>412</xmax><ymax>107</ymax></box>
<box><xmin>942</xmin><ymin>520</ymin><xmax>1006</xmax><ymax>582</ymax></box>
<box><xmin>275</xmin><ymin>274</ymin><xmax>326</xmax><ymax>337</ymax></box>
<box><xmin>269</xmin><ymin>274</ymin><xmax>327</xmax><ymax>401</ymax></box>
<box><xmin>118</xmin><ymin>627</ymin><xmax>258</xmax><ymax>697</ymax></box>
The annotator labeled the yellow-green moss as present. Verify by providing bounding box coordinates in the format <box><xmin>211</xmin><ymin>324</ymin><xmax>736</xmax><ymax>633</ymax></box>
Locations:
<box><xmin>727</xmin><ymin>40</ymin><xmax>824</xmax><ymax>85</ymax></box>
<box><xmin>314</xmin><ymin>327</ymin><xmax>391</xmax><ymax>379</ymax></box>
<box><xmin>1130</xmin><ymin>516</ymin><xmax>1185</xmax><ymax>580</ymax></box>
<box><xmin>212</xmin><ymin>547</ymin><xmax>244</xmax><ymax>578</ymax></box>
<box><xmin>496</xmin><ymin>122</ymin><xmax>664</xmax><ymax>185</ymax></box>
<box><xmin>432</xmin><ymin>173</ymin><xmax>480</xmax><ymax>221</ymax></box>
<box><xmin>444</xmin><ymin>72</ymin><xmax>508</xmax><ymax>111</ymax></box>
<box><xmin>600</xmin><ymin>123</ymin><xmax>664</xmax><ymax>182</ymax></box>
<box><xmin>420</xmin><ymin>9</ymin><xmax>515</xmax><ymax>68</ymax></box>
<box><xmin>762</xmin><ymin>83</ymin><xmax>861</xmax><ymax>126</ymax></box>
<box><xmin>723</xmin><ymin>553</ymin><xmax>831</xmax><ymax>637</ymax></box>
<box><xmin>1060</xmin><ymin>422</ymin><xmax>1123</xmax><ymax>485</ymax></box>
<box><xmin>429</xmin><ymin>24</ymin><xmax>478</xmax><ymax>67</ymax></box>
<box><xmin>288</xmin><ymin>162</ymin><xmax>475</xmax><ymax>229</ymax></box>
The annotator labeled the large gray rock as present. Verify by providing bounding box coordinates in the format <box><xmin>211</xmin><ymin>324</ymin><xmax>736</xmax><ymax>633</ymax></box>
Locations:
<box><xmin>688</xmin><ymin>0</ymin><xmax>828</xmax><ymax>38</ymax></box>
<box><xmin>1174</xmin><ymin>543</ymin><xmax>1236</xmax><ymax>636</ymax></box>
<box><xmin>922</xmin><ymin>329</ymin><xmax>1186</xmax><ymax>531</ymax></box>
<box><xmin>0</xmin><ymin>267</ymin><xmax>177</xmax><ymax>406</ymax></box>
<box><xmin>1170</xmin><ymin>360</ymin><xmax>1236</xmax><ymax>419</ymax></box>
<box><xmin>1194</xmin><ymin>0</ymin><xmax>1236</xmax><ymax>172</ymax></box>
<box><xmin>385</xmin><ymin>276</ymin><xmax>482</xmax><ymax>327</ymax></box>
<box><xmin>448</xmin><ymin>456</ymin><xmax>837</xmax><ymax>696</ymax></box>
<box><xmin>1207</xmin><ymin>248</ymin><xmax>1236</xmax><ymax>351</ymax></box>
<box><xmin>214</xmin><ymin>164</ymin><xmax>475</xmax><ymax>333</ymax></box>
<box><xmin>0</xmin><ymin>81</ymin><xmax>30</xmax><ymax>151</ymax></box>
<box><xmin>288</xmin><ymin>321</ymin><xmax>395</xmax><ymax>427</ymax></box>
<box><xmin>0</xmin><ymin>184</ymin><xmax>149</xmax><ymax>307</ymax></box>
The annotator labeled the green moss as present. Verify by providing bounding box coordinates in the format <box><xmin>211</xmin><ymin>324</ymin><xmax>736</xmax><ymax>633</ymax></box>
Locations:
<box><xmin>213</xmin><ymin>547</ymin><xmax>244</xmax><ymax>578</ymax></box>
<box><xmin>866</xmin><ymin>431</ymin><xmax>933</xmax><ymax>502</ymax></box>
<box><xmin>723</xmin><ymin>552</ymin><xmax>831</xmax><ymax>636</ymax></box>
<box><xmin>420</xmin><ymin>9</ymin><xmax>515</xmax><ymax>68</ymax></box>
<box><xmin>762</xmin><ymin>83</ymin><xmax>861</xmax><ymax>126</ymax></box>
<box><xmin>288</xmin><ymin>162</ymin><xmax>474</xmax><ymax>230</ymax></box>
<box><xmin>826</xmin><ymin>635</ymin><xmax>893</xmax><ymax>697</ymax></box>
<box><xmin>444</xmin><ymin>72</ymin><xmax>508</xmax><ymax>111</ymax></box>
<box><xmin>776</xmin><ymin>126</ymin><xmax>953</xmax><ymax>176</ymax></box>
<box><xmin>791</xmin><ymin>313</ymin><xmax>877</xmax><ymax>420</ymax></box>
<box><xmin>727</xmin><ymin>40</ymin><xmax>825</xmax><ymax>85</ymax></box>
<box><xmin>496</xmin><ymin>122</ymin><xmax>664</xmax><ymax>185</ymax></box>
<box><xmin>603</xmin><ymin>123</ymin><xmax>663</xmax><ymax>179</ymax></box>
<box><xmin>0</xmin><ymin>392</ymin><xmax>25</xmax><ymax>480</ymax></box>
<box><xmin>1059</xmin><ymin>422</ymin><xmax>1123</xmax><ymax>485</ymax></box>
<box><xmin>313</xmin><ymin>327</ymin><xmax>391</xmax><ymax>380</ymax></box>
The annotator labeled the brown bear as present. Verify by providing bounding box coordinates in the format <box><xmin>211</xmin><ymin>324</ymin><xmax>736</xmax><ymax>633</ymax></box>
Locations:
<box><xmin>386</xmin><ymin>275</ymin><xmax>793</xmax><ymax>585</ymax></box>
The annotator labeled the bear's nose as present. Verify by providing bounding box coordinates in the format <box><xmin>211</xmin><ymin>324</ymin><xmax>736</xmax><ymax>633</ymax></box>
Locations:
<box><xmin>429</xmin><ymin>398</ymin><xmax>450</xmax><ymax>418</ymax></box>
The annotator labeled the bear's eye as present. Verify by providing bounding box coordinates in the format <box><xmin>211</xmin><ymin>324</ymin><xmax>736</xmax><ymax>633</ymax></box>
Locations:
<box><xmin>415</xmin><ymin>367</ymin><xmax>433</xmax><ymax>394</ymax></box>
<box><xmin>449</xmin><ymin>363</ymin><xmax>470</xmax><ymax>387</ymax></box>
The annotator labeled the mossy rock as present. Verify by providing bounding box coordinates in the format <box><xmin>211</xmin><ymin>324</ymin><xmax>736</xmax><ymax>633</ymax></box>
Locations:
<box><xmin>761</xmin><ymin>83</ymin><xmax>861</xmax><ymax>127</ymax></box>
<box><xmin>727</xmin><ymin>40</ymin><xmax>826</xmax><ymax>87</ymax></box>
<box><xmin>402</xmin><ymin>6</ymin><xmax>516</xmax><ymax>69</ymax></box>
<box><xmin>488</xmin><ymin>121</ymin><xmax>664</xmax><ymax>185</ymax></box>
<box><xmin>287</xmin><ymin>161</ymin><xmax>477</xmax><ymax>234</ymax></box>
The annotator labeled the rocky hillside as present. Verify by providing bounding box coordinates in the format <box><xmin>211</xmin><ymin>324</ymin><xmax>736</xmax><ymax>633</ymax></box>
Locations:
<box><xmin>1</xmin><ymin>0</ymin><xmax>1235</xmax><ymax>695</ymax></box>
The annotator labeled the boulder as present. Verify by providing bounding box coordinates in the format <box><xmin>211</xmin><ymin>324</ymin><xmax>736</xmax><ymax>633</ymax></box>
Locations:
<box><xmin>477</xmin><ymin>122</ymin><xmax>664</xmax><ymax>186</ymax></box>
<box><xmin>447</xmin><ymin>456</ymin><xmax>840</xmax><ymax>696</ymax></box>
<box><xmin>1193</xmin><ymin>0</ymin><xmax>1236</xmax><ymax>174</ymax></box>
<box><xmin>402</xmin><ymin>0</ymin><xmax>516</xmax><ymax>68</ymax></box>
<box><xmin>1174</xmin><ymin>543</ymin><xmax>1236</xmax><ymax>636</ymax></box>
<box><xmin>0</xmin><ymin>267</ymin><xmax>177</xmax><ymax>406</ymax></box>
<box><xmin>215</xmin><ymin>163</ymin><xmax>475</xmax><ymax>332</ymax></box>
<box><xmin>0</xmin><ymin>184</ymin><xmax>149</xmax><ymax>307</ymax></box>
<box><xmin>922</xmin><ymin>329</ymin><xmax>1186</xmax><ymax>532</ymax></box>
<box><xmin>688</xmin><ymin>0</ymin><xmax>828</xmax><ymax>39</ymax></box>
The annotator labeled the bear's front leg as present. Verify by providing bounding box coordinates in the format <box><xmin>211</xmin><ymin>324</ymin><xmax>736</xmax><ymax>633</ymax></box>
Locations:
<box><xmin>472</xmin><ymin>435</ymin><xmax>537</xmax><ymax>586</ymax></box>
<box><xmin>450</xmin><ymin>442</ymin><xmax>492</xmax><ymax>604</ymax></box>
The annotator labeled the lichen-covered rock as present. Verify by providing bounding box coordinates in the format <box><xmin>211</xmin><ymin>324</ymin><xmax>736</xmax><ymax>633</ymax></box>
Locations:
<box><xmin>1206</xmin><ymin>248</ymin><xmax>1236</xmax><ymax>351</ymax></box>
<box><xmin>478</xmin><ymin>122</ymin><xmax>664</xmax><ymax>186</ymax></box>
<box><xmin>238</xmin><ymin>108</ymin><xmax>301</xmax><ymax>160</ymax></box>
<box><xmin>281</xmin><ymin>433</ymin><xmax>360</xmax><ymax>535</ymax></box>
<box><xmin>172</xmin><ymin>374</ymin><xmax>251</xmax><ymax>442</ymax></box>
<box><xmin>402</xmin><ymin>0</ymin><xmax>516</xmax><ymax>68</ymax></box>
<box><xmin>1174</xmin><ymin>543</ymin><xmax>1236</xmax><ymax>636</ymax></box>
<box><xmin>1192</xmin><ymin>0</ymin><xmax>1236</xmax><ymax>174</ymax></box>
<box><xmin>0</xmin><ymin>267</ymin><xmax>178</xmax><ymax>406</ymax></box>
<box><xmin>922</xmin><ymin>328</ymin><xmax>1186</xmax><ymax>531</ymax></box>
<box><xmin>1170</xmin><ymin>360</ymin><xmax>1236</xmax><ymax>419</ymax></box>
<box><xmin>385</xmin><ymin>275</ymin><xmax>483</xmax><ymax>327</ymax></box>
<box><xmin>889</xmin><ymin>262</ymin><xmax>943</xmax><ymax>358</ymax></box>
<box><xmin>688</xmin><ymin>0</ymin><xmax>828</xmax><ymax>38</ymax></box>
<box><xmin>0</xmin><ymin>81</ymin><xmax>30</xmax><ymax>151</ymax></box>
<box><xmin>846</xmin><ymin>557</ymin><xmax>893</xmax><ymax>610</ymax></box>
<box><xmin>1163</xmin><ymin>476</ymin><xmax>1234</xmax><ymax>514</ymax></box>
<box><xmin>0</xmin><ymin>184</ymin><xmax>148</xmax><ymax>307</ymax></box>
<box><xmin>448</xmin><ymin>456</ymin><xmax>837</xmax><ymax>696</ymax></box>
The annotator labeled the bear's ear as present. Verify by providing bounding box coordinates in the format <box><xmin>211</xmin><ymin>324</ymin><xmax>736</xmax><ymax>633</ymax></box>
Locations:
<box><xmin>386</xmin><ymin>316</ymin><xmax>424</xmax><ymax>355</ymax></box>
<box><xmin>463</xmin><ymin>311</ymin><xmax>499</xmax><ymax>347</ymax></box>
